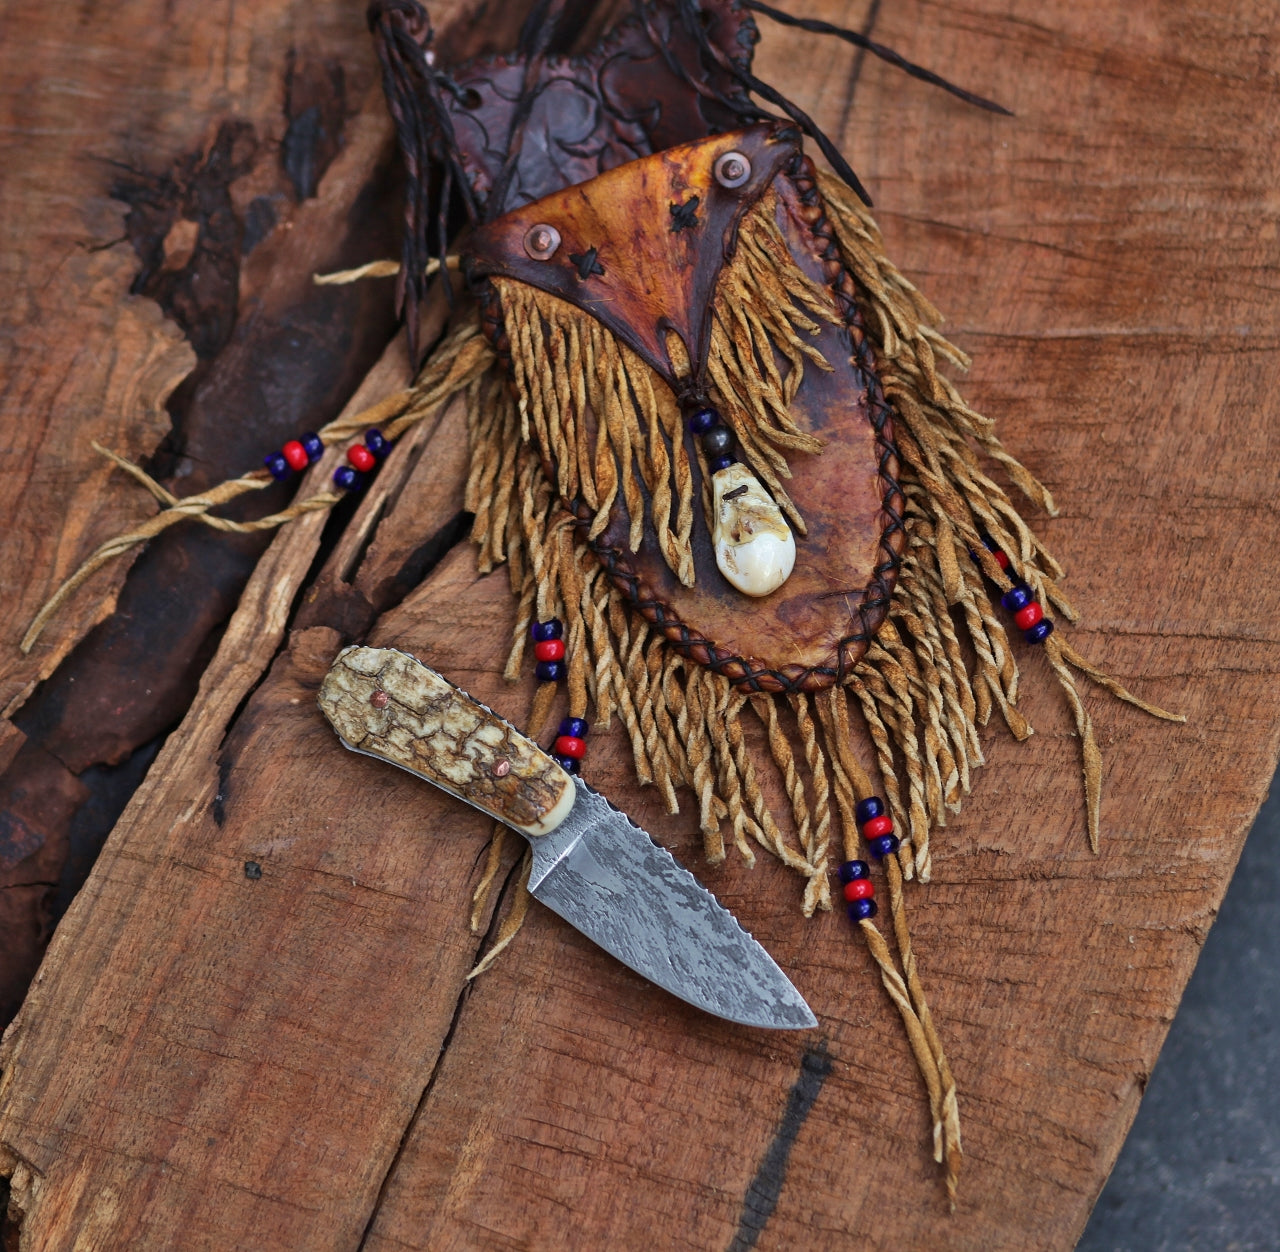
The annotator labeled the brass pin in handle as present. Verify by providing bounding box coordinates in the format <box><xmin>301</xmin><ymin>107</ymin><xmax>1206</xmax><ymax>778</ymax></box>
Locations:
<box><xmin>317</xmin><ymin>645</ymin><xmax>576</xmax><ymax>838</ymax></box>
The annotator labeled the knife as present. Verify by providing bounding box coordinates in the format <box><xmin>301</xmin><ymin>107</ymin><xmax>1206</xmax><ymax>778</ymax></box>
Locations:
<box><xmin>317</xmin><ymin>645</ymin><xmax>816</xmax><ymax>1030</ymax></box>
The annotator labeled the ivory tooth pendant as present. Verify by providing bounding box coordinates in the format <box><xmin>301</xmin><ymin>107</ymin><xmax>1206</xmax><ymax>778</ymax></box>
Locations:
<box><xmin>711</xmin><ymin>463</ymin><xmax>796</xmax><ymax>597</ymax></box>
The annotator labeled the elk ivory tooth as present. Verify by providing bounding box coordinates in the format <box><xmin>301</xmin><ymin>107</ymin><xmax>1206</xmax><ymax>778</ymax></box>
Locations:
<box><xmin>711</xmin><ymin>463</ymin><xmax>796</xmax><ymax>597</ymax></box>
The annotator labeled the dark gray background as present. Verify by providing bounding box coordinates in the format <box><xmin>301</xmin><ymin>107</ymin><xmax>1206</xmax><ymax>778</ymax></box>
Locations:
<box><xmin>1078</xmin><ymin>768</ymin><xmax>1280</xmax><ymax>1251</ymax></box>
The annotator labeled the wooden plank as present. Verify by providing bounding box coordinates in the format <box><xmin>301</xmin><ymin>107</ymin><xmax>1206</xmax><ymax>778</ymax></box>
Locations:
<box><xmin>0</xmin><ymin>0</ymin><xmax>552</xmax><ymax>1050</ymax></box>
<box><xmin>0</xmin><ymin>0</ymin><xmax>404</xmax><ymax>1045</ymax></box>
<box><xmin>3</xmin><ymin>0</ymin><xmax>1280</xmax><ymax>1249</ymax></box>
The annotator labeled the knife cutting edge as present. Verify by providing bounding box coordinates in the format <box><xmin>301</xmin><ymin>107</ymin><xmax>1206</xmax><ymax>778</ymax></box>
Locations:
<box><xmin>317</xmin><ymin>645</ymin><xmax>816</xmax><ymax>1030</ymax></box>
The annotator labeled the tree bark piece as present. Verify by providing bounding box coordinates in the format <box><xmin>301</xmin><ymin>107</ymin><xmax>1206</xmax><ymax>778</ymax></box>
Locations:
<box><xmin>3</xmin><ymin>1</ymin><xmax>1280</xmax><ymax>1250</ymax></box>
<box><xmin>0</xmin><ymin>744</ymin><xmax>88</xmax><ymax>1026</ymax></box>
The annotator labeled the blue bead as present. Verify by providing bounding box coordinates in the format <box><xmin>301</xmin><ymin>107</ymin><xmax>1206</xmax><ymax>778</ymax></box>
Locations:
<box><xmin>530</xmin><ymin>618</ymin><xmax>563</xmax><ymax>642</ymax></box>
<box><xmin>688</xmin><ymin>407</ymin><xmax>718</xmax><ymax>434</ymax></box>
<box><xmin>1001</xmin><ymin>583</ymin><xmax>1033</xmax><ymax>612</ymax></box>
<box><xmin>554</xmin><ymin>754</ymin><xmax>581</xmax><ymax>776</ymax></box>
<box><xmin>847</xmin><ymin>898</ymin><xmax>878</xmax><ymax>922</ymax></box>
<box><xmin>535</xmin><ymin>659</ymin><xmax>565</xmax><ymax>683</ymax></box>
<box><xmin>1024</xmin><ymin>619</ymin><xmax>1054</xmax><ymax>644</ymax></box>
<box><xmin>264</xmin><ymin>452</ymin><xmax>291</xmax><ymax>481</ymax></box>
<box><xmin>559</xmin><ymin>717</ymin><xmax>589</xmax><ymax>739</ymax></box>
<box><xmin>709</xmin><ymin>455</ymin><xmax>734</xmax><ymax>474</ymax></box>
<box><xmin>701</xmin><ymin>425</ymin><xmax>733</xmax><ymax>458</ymax></box>
<box><xmin>970</xmin><ymin>532</ymin><xmax>1001</xmax><ymax>563</ymax></box>
<box><xmin>301</xmin><ymin>432</ymin><xmax>324</xmax><ymax>463</ymax></box>
<box><xmin>365</xmin><ymin>428</ymin><xmax>391</xmax><ymax>458</ymax></box>
<box><xmin>868</xmin><ymin>833</ymin><xmax>900</xmax><ymax>860</ymax></box>
<box><xmin>854</xmin><ymin>796</ymin><xmax>884</xmax><ymax>825</ymax></box>
<box><xmin>333</xmin><ymin>465</ymin><xmax>363</xmax><ymax>491</ymax></box>
<box><xmin>838</xmin><ymin>859</ymin><xmax>870</xmax><ymax>884</ymax></box>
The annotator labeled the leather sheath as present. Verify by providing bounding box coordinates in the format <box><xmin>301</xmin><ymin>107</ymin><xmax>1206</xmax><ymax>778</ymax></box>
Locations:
<box><xmin>466</xmin><ymin>125</ymin><xmax>904</xmax><ymax>693</ymax></box>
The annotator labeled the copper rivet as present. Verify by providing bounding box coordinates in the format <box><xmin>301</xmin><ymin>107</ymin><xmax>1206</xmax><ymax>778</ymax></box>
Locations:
<box><xmin>523</xmin><ymin>223</ymin><xmax>561</xmax><ymax>261</ymax></box>
<box><xmin>714</xmin><ymin>151</ymin><xmax>751</xmax><ymax>189</ymax></box>
<box><xmin>370</xmin><ymin>690</ymin><xmax>389</xmax><ymax>709</ymax></box>
<box><xmin>493</xmin><ymin>759</ymin><xmax>511</xmax><ymax>777</ymax></box>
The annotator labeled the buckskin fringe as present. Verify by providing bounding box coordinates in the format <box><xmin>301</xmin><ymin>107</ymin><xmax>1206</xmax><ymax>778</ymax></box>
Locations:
<box><xmin>491</xmin><ymin>190</ymin><xmax>837</xmax><ymax>580</ymax></box>
<box><xmin>21</xmin><ymin>319</ymin><xmax>494</xmax><ymax>654</ymax></box>
<box><xmin>483</xmin><ymin>190</ymin><xmax>1180</xmax><ymax>887</ymax></box>
<box><xmin>465</xmin><ymin>388</ymin><xmax>965</xmax><ymax>1189</ymax></box>
<box><xmin>814</xmin><ymin>171</ymin><xmax>1183</xmax><ymax>856</ymax></box>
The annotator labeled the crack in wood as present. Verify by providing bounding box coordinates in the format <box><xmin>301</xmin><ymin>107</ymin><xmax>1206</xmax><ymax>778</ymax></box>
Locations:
<box><xmin>355</xmin><ymin>852</ymin><xmax>527</xmax><ymax>1251</ymax></box>
<box><xmin>728</xmin><ymin>1040</ymin><xmax>833</xmax><ymax>1252</ymax></box>
<box><xmin>835</xmin><ymin>0</ymin><xmax>882</xmax><ymax>140</ymax></box>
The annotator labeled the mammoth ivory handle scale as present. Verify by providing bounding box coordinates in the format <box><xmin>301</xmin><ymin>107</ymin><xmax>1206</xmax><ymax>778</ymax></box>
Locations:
<box><xmin>317</xmin><ymin>645</ymin><xmax>576</xmax><ymax>838</ymax></box>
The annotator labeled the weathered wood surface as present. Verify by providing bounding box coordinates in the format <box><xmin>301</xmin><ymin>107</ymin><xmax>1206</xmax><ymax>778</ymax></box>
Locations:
<box><xmin>2</xmin><ymin>0</ymin><xmax>1278</xmax><ymax>1249</ymax></box>
<box><xmin>0</xmin><ymin>0</ymin><xmax>557</xmax><ymax>1022</ymax></box>
<box><xmin>0</xmin><ymin>0</ymin><xmax>399</xmax><ymax>1025</ymax></box>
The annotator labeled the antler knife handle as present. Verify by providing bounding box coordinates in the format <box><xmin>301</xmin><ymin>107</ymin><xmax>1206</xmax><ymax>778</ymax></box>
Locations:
<box><xmin>318</xmin><ymin>645</ymin><xmax>575</xmax><ymax>838</ymax></box>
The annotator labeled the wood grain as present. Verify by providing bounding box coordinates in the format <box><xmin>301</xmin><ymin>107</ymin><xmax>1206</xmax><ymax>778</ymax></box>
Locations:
<box><xmin>3</xmin><ymin>0</ymin><xmax>1279</xmax><ymax>1249</ymax></box>
<box><xmin>0</xmin><ymin>0</ymin><xmax>392</xmax><ymax>717</ymax></box>
<box><xmin>0</xmin><ymin>0</ymin><xmax>404</xmax><ymax>1046</ymax></box>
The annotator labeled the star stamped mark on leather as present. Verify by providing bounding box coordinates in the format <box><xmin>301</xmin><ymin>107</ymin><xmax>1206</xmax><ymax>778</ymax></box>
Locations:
<box><xmin>669</xmin><ymin>195</ymin><xmax>701</xmax><ymax>232</ymax></box>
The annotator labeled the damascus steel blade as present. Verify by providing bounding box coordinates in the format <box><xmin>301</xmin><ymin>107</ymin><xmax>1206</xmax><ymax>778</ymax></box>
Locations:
<box><xmin>527</xmin><ymin>778</ymin><xmax>816</xmax><ymax>1030</ymax></box>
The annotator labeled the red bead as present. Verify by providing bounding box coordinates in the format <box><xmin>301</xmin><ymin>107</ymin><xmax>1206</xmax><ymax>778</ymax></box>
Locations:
<box><xmin>554</xmin><ymin>735</ymin><xmax>586</xmax><ymax>759</ymax></box>
<box><xmin>993</xmin><ymin>550</ymin><xmax>1010</xmax><ymax>570</ymax></box>
<box><xmin>347</xmin><ymin>444</ymin><xmax>376</xmax><ymax>472</ymax></box>
<box><xmin>533</xmin><ymin>638</ymin><xmax>565</xmax><ymax>662</ymax></box>
<box><xmin>843</xmin><ymin>879</ymin><xmax>875</xmax><ymax>902</ymax></box>
<box><xmin>1013</xmin><ymin>602</ymin><xmax>1043</xmax><ymax>630</ymax></box>
<box><xmin>862</xmin><ymin>814</ymin><xmax>893</xmax><ymax>838</ymax></box>
<box><xmin>282</xmin><ymin>440</ymin><xmax>309</xmax><ymax>472</ymax></box>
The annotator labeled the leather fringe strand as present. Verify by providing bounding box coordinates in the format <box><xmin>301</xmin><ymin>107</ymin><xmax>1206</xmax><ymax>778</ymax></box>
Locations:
<box><xmin>22</xmin><ymin>320</ymin><xmax>494</xmax><ymax>654</ymax></box>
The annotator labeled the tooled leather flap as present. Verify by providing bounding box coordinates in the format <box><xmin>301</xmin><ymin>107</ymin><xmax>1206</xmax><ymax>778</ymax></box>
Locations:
<box><xmin>466</xmin><ymin>124</ymin><xmax>799</xmax><ymax>390</ymax></box>
<box><xmin>432</xmin><ymin>2</ymin><xmax>760</xmax><ymax>215</ymax></box>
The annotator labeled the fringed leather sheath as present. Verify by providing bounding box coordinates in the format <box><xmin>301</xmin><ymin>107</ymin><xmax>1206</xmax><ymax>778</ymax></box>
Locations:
<box><xmin>468</xmin><ymin>123</ymin><xmax>904</xmax><ymax>691</ymax></box>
